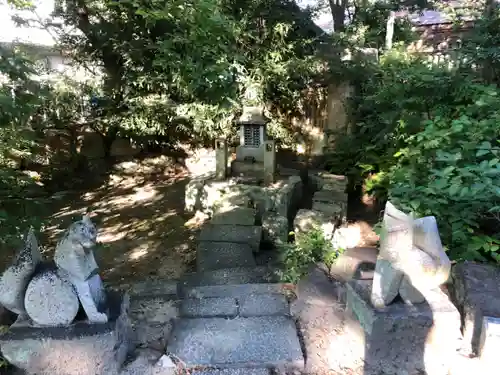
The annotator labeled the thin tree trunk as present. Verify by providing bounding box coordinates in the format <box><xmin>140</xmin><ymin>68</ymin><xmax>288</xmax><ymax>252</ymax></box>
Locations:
<box><xmin>385</xmin><ymin>11</ymin><xmax>395</xmax><ymax>51</ymax></box>
<box><xmin>328</xmin><ymin>0</ymin><xmax>347</xmax><ymax>32</ymax></box>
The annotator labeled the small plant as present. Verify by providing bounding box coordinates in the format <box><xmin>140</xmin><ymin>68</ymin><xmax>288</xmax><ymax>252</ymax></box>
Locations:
<box><xmin>278</xmin><ymin>227</ymin><xmax>342</xmax><ymax>283</ymax></box>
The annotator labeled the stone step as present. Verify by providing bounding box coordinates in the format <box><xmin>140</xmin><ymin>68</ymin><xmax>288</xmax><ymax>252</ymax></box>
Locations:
<box><xmin>197</xmin><ymin>242</ymin><xmax>256</xmax><ymax>272</ymax></box>
<box><xmin>191</xmin><ymin>369</ymin><xmax>271</xmax><ymax>375</ymax></box>
<box><xmin>199</xmin><ymin>224</ymin><xmax>262</xmax><ymax>251</ymax></box>
<box><xmin>211</xmin><ymin>208</ymin><xmax>257</xmax><ymax>226</ymax></box>
<box><xmin>312</xmin><ymin>190</ymin><xmax>348</xmax><ymax>203</ymax></box>
<box><xmin>181</xmin><ymin>283</ymin><xmax>289</xmax><ymax>299</ymax></box>
<box><xmin>167</xmin><ymin>316</ymin><xmax>304</xmax><ymax>369</ymax></box>
<box><xmin>179</xmin><ymin>266</ymin><xmax>279</xmax><ymax>290</ymax></box>
<box><xmin>179</xmin><ymin>294</ymin><xmax>290</xmax><ymax>318</ymax></box>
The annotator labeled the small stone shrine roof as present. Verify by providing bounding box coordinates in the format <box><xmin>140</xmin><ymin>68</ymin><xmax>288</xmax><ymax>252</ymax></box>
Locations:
<box><xmin>236</xmin><ymin>106</ymin><xmax>270</xmax><ymax>126</ymax></box>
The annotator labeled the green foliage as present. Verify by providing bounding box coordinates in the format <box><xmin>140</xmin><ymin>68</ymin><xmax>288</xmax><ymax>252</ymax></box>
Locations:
<box><xmin>51</xmin><ymin>0</ymin><xmax>329</xmax><ymax>145</ymax></box>
<box><xmin>0</xmin><ymin>47</ymin><xmax>49</xmax><ymax>250</ymax></box>
<box><xmin>331</xmin><ymin>21</ymin><xmax>500</xmax><ymax>263</ymax></box>
<box><xmin>389</xmin><ymin>86</ymin><xmax>500</xmax><ymax>262</ymax></box>
<box><xmin>278</xmin><ymin>228</ymin><xmax>340</xmax><ymax>284</ymax></box>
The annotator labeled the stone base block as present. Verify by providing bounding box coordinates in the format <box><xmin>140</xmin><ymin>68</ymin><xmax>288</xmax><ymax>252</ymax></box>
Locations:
<box><xmin>262</xmin><ymin>212</ymin><xmax>288</xmax><ymax>245</ymax></box>
<box><xmin>345</xmin><ymin>280</ymin><xmax>461</xmax><ymax>375</ymax></box>
<box><xmin>448</xmin><ymin>261</ymin><xmax>500</xmax><ymax>356</ymax></box>
<box><xmin>0</xmin><ymin>292</ymin><xmax>133</xmax><ymax>375</ymax></box>
<box><xmin>231</xmin><ymin>160</ymin><xmax>264</xmax><ymax>179</ymax></box>
<box><xmin>308</xmin><ymin>172</ymin><xmax>347</xmax><ymax>192</ymax></box>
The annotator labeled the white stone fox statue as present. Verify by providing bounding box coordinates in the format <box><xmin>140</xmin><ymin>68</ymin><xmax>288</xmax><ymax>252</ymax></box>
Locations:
<box><xmin>0</xmin><ymin>215</ymin><xmax>109</xmax><ymax>326</ymax></box>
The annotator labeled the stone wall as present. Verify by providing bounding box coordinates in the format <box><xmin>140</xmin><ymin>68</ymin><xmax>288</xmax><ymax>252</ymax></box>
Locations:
<box><xmin>273</xmin><ymin>83</ymin><xmax>351</xmax><ymax>160</ymax></box>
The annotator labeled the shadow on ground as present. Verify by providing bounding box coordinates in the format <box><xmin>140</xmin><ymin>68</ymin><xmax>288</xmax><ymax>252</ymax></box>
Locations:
<box><xmin>1</xmin><ymin>152</ymin><xmax>207</xmax><ymax>286</ymax></box>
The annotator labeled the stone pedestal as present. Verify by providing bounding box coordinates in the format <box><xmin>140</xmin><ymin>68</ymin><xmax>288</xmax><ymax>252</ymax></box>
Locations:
<box><xmin>215</xmin><ymin>138</ymin><xmax>228</xmax><ymax>180</ymax></box>
<box><xmin>449</xmin><ymin>262</ymin><xmax>500</xmax><ymax>356</ymax></box>
<box><xmin>263</xmin><ymin>140</ymin><xmax>276</xmax><ymax>185</ymax></box>
<box><xmin>0</xmin><ymin>292</ymin><xmax>133</xmax><ymax>375</ymax></box>
<box><xmin>345</xmin><ymin>280</ymin><xmax>461</xmax><ymax>375</ymax></box>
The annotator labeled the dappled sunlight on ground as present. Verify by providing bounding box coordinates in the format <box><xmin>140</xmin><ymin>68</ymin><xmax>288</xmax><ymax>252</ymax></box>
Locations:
<box><xmin>6</xmin><ymin>154</ymin><xmax>209</xmax><ymax>286</ymax></box>
<box><xmin>343</xmin><ymin>221</ymin><xmax>379</xmax><ymax>248</ymax></box>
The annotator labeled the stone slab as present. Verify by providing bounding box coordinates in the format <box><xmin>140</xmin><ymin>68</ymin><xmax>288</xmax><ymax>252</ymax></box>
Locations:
<box><xmin>191</xmin><ymin>369</ymin><xmax>270</xmax><ymax>375</ymax></box>
<box><xmin>239</xmin><ymin>294</ymin><xmax>290</xmax><ymax>317</ymax></box>
<box><xmin>261</xmin><ymin>212</ymin><xmax>288</xmax><ymax>245</ymax></box>
<box><xmin>199</xmin><ymin>224</ymin><xmax>262</xmax><ymax>251</ymax></box>
<box><xmin>312</xmin><ymin>190</ymin><xmax>348</xmax><ymax>203</ymax></box>
<box><xmin>197</xmin><ymin>242</ymin><xmax>256</xmax><ymax>272</ymax></box>
<box><xmin>182</xmin><ymin>283</ymin><xmax>287</xmax><ymax>299</ymax></box>
<box><xmin>311</xmin><ymin>201</ymin><xmax>344</xmax><ymax>218</ymax></box>
<box><xmin>345</xmin><ymin>279</ymin><xmax>461</xmax><ymax>375</ymax></box>
<box><xmin>115</xmin><ymin>279</ymin><xmax>178</xmax><ymax>299</ymax></box>
<box><xmin>211</xmin><ymin>208</ymin><xmax>256</xmax><ymax>226</ymax></box>
<box><xmin>129</xmin><ymin>296</ymin><xmax>179</xmax><ymax>324</ymax></box>
<box><xmin>178</xmin><ymin>266</ymin><xmax>278</xmax><ymax>290</ymax></box>
<box><xmin>129</xmin><ymin>296</ymin><xmax>179</xmax><ymax>351</ymax></box>
<box><xmin>0</xmin><ymin>292</ymin><xmax>133</xmax><ymax>375</ymax></box>
<box><xmin>231</xmin><ymin>160</ymin><xmax>265</xmax><ymax>176</ymax></box>
<box><xmin>448</xmin><ymin>261</ymin><xmax>500</xmax><ymax>355</ymax></box>
<box><xmin>131</xmin><ymin>321</ymin><xmax>172</xmax><ymax>351</ymax></box>
<box><xmin>308</xmin><ymin>173</ymin><xmax>347</xmax><ymax>192</ymax></box>
<box><xmin>181</xmin><ymin>297</ymin><xmax>238</xmax><ymax>318</ymax></box>
<box><xmin>167</xmin><ymin>316</ymin><xmax>304</xmax><ymax>369</ymax></box>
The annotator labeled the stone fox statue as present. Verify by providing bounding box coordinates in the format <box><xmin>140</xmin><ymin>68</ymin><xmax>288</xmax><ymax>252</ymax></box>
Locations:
<box><xmin>0</xmin><ymin>215</ymin><xmax>109</xmax><ymax>326</ymax></box>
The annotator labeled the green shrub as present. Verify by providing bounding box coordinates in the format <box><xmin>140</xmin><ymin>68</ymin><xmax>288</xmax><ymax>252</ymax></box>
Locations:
<box><xmin>277</xmin><ymin>227</ymin><xmax>342</xmax><ymax>283</ymax></box>
<box><xmin>389</xmin><ymin>85</ymin><xmax>500</xmax><ymax>262</ymax></box>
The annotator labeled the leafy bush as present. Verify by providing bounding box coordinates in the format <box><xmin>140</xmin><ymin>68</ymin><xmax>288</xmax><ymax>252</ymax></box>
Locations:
<box><xmin>0</xmin><ymin>46</ymin><xmax>49</xmax><ymax>250</ymax></box>
<box><xmin>389</xmin><ymin>85</ymin><xmax>500</xmax><ymax>262</ymax></box>
<box><xmin>278</xmin><ymin>228</ymin><xmax>341</xmax><ymax>283</ymax></box>
<box><xmin>329</xmin><ymin>45</ymin><xmax>500</xmax><ymax>263</ymax></box>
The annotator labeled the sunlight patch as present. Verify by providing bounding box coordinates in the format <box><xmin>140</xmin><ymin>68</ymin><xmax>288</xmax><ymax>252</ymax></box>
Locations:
<box><xmin>128</xmin><ymin>247</ymin><xmax>149</xmax><ymax>261</ymax></box>
<box><xmin>98</xmin><ymin>230</ymin><xmax>127</xmax><ymax>243</ymax></box>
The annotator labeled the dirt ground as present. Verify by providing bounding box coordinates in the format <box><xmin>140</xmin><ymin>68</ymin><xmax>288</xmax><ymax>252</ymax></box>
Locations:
<box><xmin>30</xmin><ymin>154</ymin><xmax>206</xmax><ymax>286</ymax></box>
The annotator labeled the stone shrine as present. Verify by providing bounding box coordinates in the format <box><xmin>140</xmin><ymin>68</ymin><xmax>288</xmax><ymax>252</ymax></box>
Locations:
<box><xmin>0</xmin><ymin>215</ymin><xmax>132</xmax><ymax>375</ymax></box>
<box><xmin>228</xmin><ymin>106</ymin><xmax>276</xmax><ymax>184</ymax></box>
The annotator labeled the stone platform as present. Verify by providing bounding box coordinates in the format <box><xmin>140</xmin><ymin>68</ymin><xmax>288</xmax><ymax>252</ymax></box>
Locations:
<box><xmin>345</xmin><ymin>279</ymin><xmax>461</xmax><ymax>375</ymax></box>
<box><xmin>448</xmin><ymin>261</ymin><xmax>500</xmax><ymax>356</ymax></box>
<box><xmin>168</xmin><ymin>315</ymin><xmax>303</xmax><ymax>369</ymax></box>
<box><xmin>0</xmin><ymin>292</ymin><xmax>133</xmax><ymax>375</ymax></box>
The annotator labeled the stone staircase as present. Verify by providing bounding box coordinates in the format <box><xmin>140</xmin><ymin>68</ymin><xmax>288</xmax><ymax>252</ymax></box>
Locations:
<box><xmin>167</xmin><ymin>205</ymin><xmax>305</xmax><ymax>373</ymax></box>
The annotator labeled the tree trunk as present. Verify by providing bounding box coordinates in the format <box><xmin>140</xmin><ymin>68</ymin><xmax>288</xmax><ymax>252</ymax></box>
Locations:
<box><xmin>385</xmin><ymin>11</ymin><xmax>395</xmax><ymax>51</ymax></box>
<box><xmin>328</xmin><ymin>0</ymin><xmax>347</xmax><ymax>32</ymax></box>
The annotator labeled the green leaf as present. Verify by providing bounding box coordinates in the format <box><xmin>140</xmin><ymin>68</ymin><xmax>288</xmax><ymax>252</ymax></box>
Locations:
<box><xmin>477</xmin><ymin>149</ymin><xmax>490</xmax><ymax>157</ymax></box>
<box><xmin>449</xmin><ymin>184</ymin><xmax>460</xmax><ymax>196</ymax></box>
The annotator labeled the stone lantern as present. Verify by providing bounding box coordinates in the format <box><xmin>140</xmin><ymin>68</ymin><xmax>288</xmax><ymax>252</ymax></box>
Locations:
<box><xmin>231</xmin><ymin>105</ymin><xmax>276</xmax><ymax>184</ymax></box>
<box><xmin>235</xmin><ymin>106</ymin><xmax>270</xmax><ymax>163</ymax></box>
